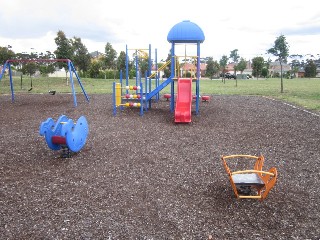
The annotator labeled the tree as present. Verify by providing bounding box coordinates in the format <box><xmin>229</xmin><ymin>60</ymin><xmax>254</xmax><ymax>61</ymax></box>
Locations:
<box><xmin>236</xmin><ymin>58</ymin><xmax>247</xmax><ymax>74</ymax></box>
<box><xmin>304</xmin><ymin>59</ymin><xmax>317</xmax><ymax>78</ymax></box>
<box><xmin>291</xmin><ymin>66</ymin><xmax>299</xmax><ymax>78</ymax></box>
<box><xmin>0</xmin><ymin>46</ymin><xmax>15</xmax><ymax>64</ymax></box>
<box><xmin>261</xmin><ymin>68</ymin><xmax>269</xmax><ymax>78</ymax></box>
<box><xmin>88</xmin><ymin>60</ymin><xmax>101</xmax><ymax>78</ymax></box>
<box><xmin>233</xmin><ymin>57</ymin><xmax>247</xmax><ymax>87</ymax></box>
<box><xmin>251</xmin><ymin>56</ymin><xmax>264</xmax><ymax>79</ymax></box>
<box><xmin>289</xmin><ymin>55</ymin><xmax>302</xmax><ymax>78</ymax></box>
<box><xmin>21</xmin><ymin>62</ymin><xmax>38</xmax><ymax>90</ymax></box>
<box><xmin>264</xmin><ymin>58</ymin><xmax>272</xmax><ymax>78</ymax></box>
<box><xmin>163</xmin><ymin>52</ymin><xmax>171</xmax><ymax>78</ymax></box>
<box><xmin>289</xmin><ymin>55</ymin><xmax>303</xmax><ymax>75</ymax></box>
<box><xmin>104</xmin><ymin>42</ymin><xmax>117</xmax><ymax>70</ymax></box>
<box><xmin>229</xmin><ymin>49</ymin><xmax>240</xmax><ymax>76</ymax></box>
<box><xmin>139</xmin><ymin>58</ymin><xmax>149</xmax><ymax>77</ymax></box>
<box><xmin>219</xmin><ymin>55</ymin><xmax>228</xmax><ymax>83</ymax></box>
<box><xmin>71</xmin><ymin>37</ymin><xmax>91</xmax><ymax>73</ymax></box>
<box><xmin>38</xmin><ymin>51</ymin><xmax>56</xmax><ymax>76</ymax></box>
<box><xmin>54</xmin><ymin>30</ymin><xmax>73</xmax><ymax>74</ymax></box>
<box><xmin>206</xmin><ymin>57</ymin><xmax>220</xmax><ymax>80</ymax></box>
<box><xmin>14</xmin><ymin>52</ymin><xmax>29</xmax><ymax>73</ymax></box>
<box><xmin>267</xmin><ymin>34</ymin><xmax>289</xmax><ymax>93</ymax></box>
<box><xmin>22</xmin><ymin>62</ymin><xmax>37</xmax><ymax>76</ymax></box>
<box><xmin>117</xmin><ymin>51</ymin><xmax>127</xmax><ymax>72</ymax></box>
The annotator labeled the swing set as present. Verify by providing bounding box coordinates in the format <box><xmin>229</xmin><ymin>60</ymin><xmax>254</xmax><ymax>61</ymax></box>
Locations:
<box><xmin>0</xmin><ymin>59</ymin><xmax>89</xmax><ymax>107</ymax></box>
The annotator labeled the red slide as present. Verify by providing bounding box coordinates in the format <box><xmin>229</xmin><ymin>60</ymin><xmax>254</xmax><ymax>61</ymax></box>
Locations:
<box><xmin>175</xmin><ymin>78</ymin><xmax>192</xmax><ymax>123</ymax></box>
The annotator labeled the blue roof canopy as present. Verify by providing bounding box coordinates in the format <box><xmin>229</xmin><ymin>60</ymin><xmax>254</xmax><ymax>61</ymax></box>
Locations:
<box><xmin>167</xmin><ymin>20</ymin><xmax>205</xmax><ymax>43</ymax></box>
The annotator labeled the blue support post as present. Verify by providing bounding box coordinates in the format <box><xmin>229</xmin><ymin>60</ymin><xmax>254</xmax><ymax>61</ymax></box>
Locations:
<box><xmin>149</xmin><ymin>72</ymin><xmax>151</xmax><ymax>94</ymax></box>
<box><xmin>148</xmin><ymin>44</ymin><xmax>152</xmax><ymax>77</ymax></box>
<box><xmin>68</xmin><ymin>61</ymin><xmax>77</xmax><ymax>107</ymax></box>
<box><xmin>196</xmin><ymin>42</ymin><xmax>200</xmax><ymax>115</ymax></box>
<box><xmin>135</xmin><ymin>50</ymin><xmax>138</xmax><ymax>88</ymax></box>
<box><xmin>171</xmin><ymin>80</ymin><xmax>175</xmax><ymax>113</ymax></box>
<box><xmin>112</xmin><ymin>81</ymin><xmax>116</xmax><ymax>116</ymax></box>
<box><xmin>126</xmin><ymin>45</ymin><xmax>129</xmax><ymax>87</ymax></box>
<box><xmin>147</xmin><ymin>71</ymin><xmax>152</xmax><ymax>109</ymax></box>
<box><xmin>155</xmin><ymin>48</ymin><xmax>159</xmax><ymax>101</ymax></box>
<box><xmin>140</xmin><ymin>82</ymin><xmax>144</xmax><ymax>116</ymax></box>
<box><xmin>70</xmin><ymin>61</ymin><xmax>89</xmax><ymax>103</ymax></box>
<box><xmin>120</xmin><ymin>68</ymin><xmax>124</xmax><ymax>96</ymax></box>
<box><xmin>119</xmin><ymin>70</ymin><xmax>124</xmax><ymax>111</ymax></box>
<box><xmin>0</xmin><ymin>61</ymin><xmax>13</xmax><ymax>102</ymax></box>
<box><xmin>144</xmin><ymin>71</ymin><xmax>148</xmax><ymax>111</ymax></box>
<box><xmin>0</xmin><ymin>60</ymin><xmax>8</xmax><ymax>79</ymax></box>
<box><xmin>170</xmin><ymin>42</ymin><xmax>175</xmax><ymax>113</ymax></box>
<box><xmin>8</xmin><ymin>63</ymin><xmax>14</xmax><ymax>102</ymax></box>
<box><xmin>156</xmin><ymin>72</ymin><xmax>160</xmax><ymax>101</ymax></box>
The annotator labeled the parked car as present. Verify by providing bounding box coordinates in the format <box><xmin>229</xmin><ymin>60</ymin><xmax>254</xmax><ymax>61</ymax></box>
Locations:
<box><xmin>224</xmin><ymin>72</ymin><xmax>236</xmax><ymax>79</ymax></box>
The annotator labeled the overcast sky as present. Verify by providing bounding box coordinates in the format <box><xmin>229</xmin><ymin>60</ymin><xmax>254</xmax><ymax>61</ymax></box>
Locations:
<box><xmin>1</xmin><ymin>0</ymin><xmax>320</xmax><ymax>62</ymax></box>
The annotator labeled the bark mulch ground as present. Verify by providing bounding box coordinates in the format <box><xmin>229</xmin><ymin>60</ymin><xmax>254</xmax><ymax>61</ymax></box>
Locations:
<box><xmin>0</xmin><ymin>93</ymin><xmax>319</xmax><ymax>239</ymax></box>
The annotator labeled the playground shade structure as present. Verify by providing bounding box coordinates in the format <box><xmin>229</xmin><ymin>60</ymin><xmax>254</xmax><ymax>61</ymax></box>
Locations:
<box><xmin>174</xmin><ymin>78</ymin><xmax>192</xmax><ymax>123</ymax></box>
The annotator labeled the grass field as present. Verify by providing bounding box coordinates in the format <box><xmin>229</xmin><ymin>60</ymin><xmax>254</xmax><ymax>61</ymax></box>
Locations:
<box><xmin>1</xmin><ymin>75</ymin><xmax>319</xmax><ymax>112</ymax></box>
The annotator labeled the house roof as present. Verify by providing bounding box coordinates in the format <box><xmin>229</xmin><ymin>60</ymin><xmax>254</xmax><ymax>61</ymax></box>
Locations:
<box><xmin>90</xmin><ymin>51</ymin><xmax>104</xmax><ymax>58</ymax></box>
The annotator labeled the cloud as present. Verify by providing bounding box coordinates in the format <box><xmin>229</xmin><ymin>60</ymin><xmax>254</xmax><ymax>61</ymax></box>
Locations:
<box><xmin>1</xmin><ymin>0</ymin><xmax>320</xmax><ymax>61</ymax></box>
<box><xmin>281</xmin><ymin>25</ymin><xmax>320</xmax><ymax>36</ymax></box>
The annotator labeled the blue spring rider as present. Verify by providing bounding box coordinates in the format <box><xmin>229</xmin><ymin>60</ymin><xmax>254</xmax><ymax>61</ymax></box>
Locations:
<box><xmin>39</xmin><ymin>115</ymin><xmax>89</xmax><ymax>158</ymax></box>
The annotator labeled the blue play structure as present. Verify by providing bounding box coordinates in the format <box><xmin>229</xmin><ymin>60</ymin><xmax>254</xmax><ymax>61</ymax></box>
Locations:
<box><xmin>166</xmin><ymin>20</ymin><xmax>205</xmax><ymax>115</ymax></box>
<box><xmin>112</xmin><ymin>20</ymin><xmax>205</xmax><ymax>117</ymax></box>
<box><xmin>39</xmin><ymin>115</ymin><xmax>89</xmax><ymax>157</ymax></box>
<box><xmin>0</xmin><ymin>59</ymin><xmax>89</xmax><ymax>107</ymax></box>
<box><xmin>112</xmin><ymin>44</ymin><xmax>161</xmax><ymax>116</ymax></box>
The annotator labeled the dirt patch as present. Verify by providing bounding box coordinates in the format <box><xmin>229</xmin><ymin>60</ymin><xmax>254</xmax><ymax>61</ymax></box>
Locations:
<box><xmin>0</xmin><ymin>93</ymin><xmax>319</xmax><ymax>239</ymax></box>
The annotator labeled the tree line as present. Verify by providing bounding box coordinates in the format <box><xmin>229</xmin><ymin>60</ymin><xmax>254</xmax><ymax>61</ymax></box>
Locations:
<box><xmin>205</xmin><ymin>35</ymin><xmax>318</xmax><ymax>82</ymax></box>
<box><xmin>0</xmin><ymin>32</ymin><xmax>318</xmax><ymax>90</ymax></box>
<box><xmin>0</xmin><ymin>30</ymin><xmax>137</xmax><ymax>79</ymax></box>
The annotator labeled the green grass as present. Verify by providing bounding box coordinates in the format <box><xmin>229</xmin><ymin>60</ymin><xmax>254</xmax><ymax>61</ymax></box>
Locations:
<box><xmin>1</xmin><ymin>76</ymin><xmax>319</xmax><ymax>113</ymax></box>
<box><xmin>201</xmin><ymin>78</ymin><xmax>320</xmax><ymax>112</ymax></box>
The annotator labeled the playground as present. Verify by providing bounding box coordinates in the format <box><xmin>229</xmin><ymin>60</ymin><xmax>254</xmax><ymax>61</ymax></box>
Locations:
<box><xmin>1</xmin><ymin>20</ymin><xmax>319</xmax><ymax>239</ymax></box>
<box><xmin>0</xmin><ymin>93</ymin><xmax>319</xmax><ymax>239</ymax></box>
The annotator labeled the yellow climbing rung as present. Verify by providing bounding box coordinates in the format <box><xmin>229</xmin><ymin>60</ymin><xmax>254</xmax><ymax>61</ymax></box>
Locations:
<box><xmin>223</xmin><ymin>155</ymin><xmax>259</xmax><ymax>160</ymax></box>
<box><xmin>238</xmin><ymin>195</ymin><xmax>262</xmax><ymax>199</ymax></box>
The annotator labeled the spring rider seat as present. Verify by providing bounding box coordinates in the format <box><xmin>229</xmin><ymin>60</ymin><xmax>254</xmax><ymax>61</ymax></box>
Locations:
<box><xmin>221</xmin><ymin>154</ymin><xmax>277</xmax><ymax>200</ymax></box>
<box><xmin>39</xmin><ymin>115</ymin><xmax>89</xmax><ymax>158</ymax></box>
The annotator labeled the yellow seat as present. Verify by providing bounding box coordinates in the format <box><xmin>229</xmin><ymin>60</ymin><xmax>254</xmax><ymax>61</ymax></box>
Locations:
<box><xmin>221</xmin><ymin>155</ymin><xmax>277</xmax><ymax>200</ymax></box>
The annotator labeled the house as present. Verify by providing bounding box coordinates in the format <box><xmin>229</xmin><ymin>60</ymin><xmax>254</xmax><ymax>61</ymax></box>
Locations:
<box><xmin>268</xmin><ymin>62</ymin><xmax>291</xmax><ymax>77</ymax></box>
<box><xmin>225</xmin><ymin>61</ymin><xmax>253</xmax><ymax>75</ymax></box>
<box><xmin>179</xmin><ymin>62</ymin><xmax>206</xmax><ymax>77</ymax></box>
<box><xmin>297</xmin><ymin>66</ymin><xmax>320</xmax><ymax>78</ymax></box>
<box><xmin>317</xmin><ymin>67</ymin><xmax>320</xmax><ymax>78</ymax></box>
<box><xmin>150</xmin><ymin>65</ymin><xmax>164</xmax><ymax>79</ymax></box>
<box><xmin>90</xmin><ymin>51</ymin><xmax>104</xmax><ymax>59</ymax></box>
<box><xmin>297</xmin><ymin>67</ymin><xmax>305</xmax><ymax>78</ymax></box>
<box><xmin>225</xmin><ymin>62</ymin><xmax>236</xmax><ymax>73</ymax></box>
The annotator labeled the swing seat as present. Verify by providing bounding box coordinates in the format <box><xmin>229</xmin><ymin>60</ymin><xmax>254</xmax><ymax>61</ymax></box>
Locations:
<box><xmin>49</xmin><ymin>90</ymin><xmax>56</xmax><ymax>95</ymax></box>
<box><xmin>221</xmin><ymin>155</ymin><xmax>277</xmax><ymax>200</ymax></box>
